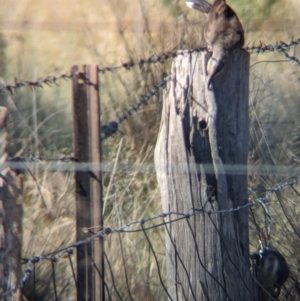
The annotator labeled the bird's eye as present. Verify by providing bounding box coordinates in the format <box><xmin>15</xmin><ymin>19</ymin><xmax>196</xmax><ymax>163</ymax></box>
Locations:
<box><xmin>224</xmin><ymin>8</ymin><xmax>235</xmax><ymax>19</ymax></box>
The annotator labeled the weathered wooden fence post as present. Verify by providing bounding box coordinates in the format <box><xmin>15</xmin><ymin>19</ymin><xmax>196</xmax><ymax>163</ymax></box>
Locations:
<box><xmin>0</xmin><ymin>107</ymin><xmax>23</xmax><ymax>301</ymax></box>
<box><xmin>72</xmin><ymin>65</ymin><xmax>104</xmax><ymax>301</ymax></box>
<box><xmin>154</xmin><ymin>49</ymin><xmax>254</xmax><ymax>300</ymax></box>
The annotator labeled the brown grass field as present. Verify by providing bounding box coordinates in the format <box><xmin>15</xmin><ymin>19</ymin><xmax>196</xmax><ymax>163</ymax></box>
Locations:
<box><xmin>1</xmin><ymin>0</ymin><xmax>300</xmax><ymax>300</ymax></box>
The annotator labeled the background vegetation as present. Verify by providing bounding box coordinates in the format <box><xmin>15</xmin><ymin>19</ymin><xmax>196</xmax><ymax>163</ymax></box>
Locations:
<box><xmin>1</xmin><ymin>0</ymin><xmax>300</xmax><ymax>300</ymax></box>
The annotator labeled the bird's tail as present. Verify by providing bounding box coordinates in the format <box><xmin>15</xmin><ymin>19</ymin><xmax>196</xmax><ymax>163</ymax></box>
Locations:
<box><xmin>206</xmin><ymin>48</ymin><xmax>228</xmax><ymax>89</ymax></box>
<box><xmin>185</xmin><ymin>0</ymin><xmax>212</xmax><ymax>14</ymax></box>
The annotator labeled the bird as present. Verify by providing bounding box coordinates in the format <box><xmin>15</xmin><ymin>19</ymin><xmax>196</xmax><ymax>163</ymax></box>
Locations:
<box><xmin>251</xmin><ymin>248</ymin><xmax>289</xmax><ymax>298</ymax></box>
<box><xmin>185</xmin><ymin>0</ymin><xmax>244</xmax><ymax>88</ymax></box>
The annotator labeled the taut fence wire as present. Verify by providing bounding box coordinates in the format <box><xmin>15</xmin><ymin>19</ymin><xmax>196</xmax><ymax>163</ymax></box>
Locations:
<box><xmin>1</xmin><ymin>175</ymin><xmax>300</xmax><ymax>299</ymax></box>
<box><xmin>0</xmin><ymin>38</ymin><xmax>299</xmax><ymax>94</ymax></box>
<box><xmin>1</xmin><ymin>38</ymin><xmax>298</xmax><ymax>144</ymax></box>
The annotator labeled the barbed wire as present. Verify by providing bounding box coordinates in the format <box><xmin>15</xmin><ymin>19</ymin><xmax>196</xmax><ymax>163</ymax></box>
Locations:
<box><xmin>1</xmin><ymin>73</ymin><xmax>170</xmax><ymax>142</ymax></box>
<box><xmin>0</xmin><ymin>38</ymin><xmax>299</xmax><ymax>94</ymax></box>
<box><xmin>1</xmin><ymin>38</ymin><xmax>299</xmax><ymax>300</ymax></box>
<box><xmin>246</xmin><ymin>38</ymin><xmax>300</xmax><ymax>66</ymax></box>
<box><xmin>97</xmin><ymin>48</ymin><xmax>206</xmax><ymax>74</ymax></box>
<box><xmin>0</xmin><ymin>49</ymin><xmax>199</xmax><ymax>94</ymax></box>
<box><xmin>281</xmin><ymin>49</ymin><xmax>300</xmax><ymax>66</ymax></box>
<box><xmin>3</xmin><ymin>40</ymin><xmax>298</xmax><ymax>143</ymax></box>
<box><xmin>86</xmin><ymin>37</ymin><xmax>300</xmax><ymax>142</ymax></box>
<box><xmin>0</xmin><ymin>72</ymin><xmax>75</xmax><ymax>94</ymax></box>
<box><xmin>1</xmin><ymin>175</ymin><xmax>299</xmax><ymax>298</ymax></box>
<box><xmin>245</xmin><ymin>38</ymin><xmax>300</xmax><ymax>53</ymax></box>
<box><xmin>100</xmin><ymin>74</ymin><xmax>171</xmax><ymax>140</ymax></box>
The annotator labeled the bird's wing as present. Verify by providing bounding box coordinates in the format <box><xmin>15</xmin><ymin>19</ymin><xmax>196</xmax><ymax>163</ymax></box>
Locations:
<box><xmin>185</xmin><ymin>0</ymin><xmax>212</xmax><ymax>14</ymax></box>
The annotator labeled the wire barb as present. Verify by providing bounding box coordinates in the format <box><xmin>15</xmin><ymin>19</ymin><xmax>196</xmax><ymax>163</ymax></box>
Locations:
<box><xmin>1</xmin><ymin>38</ymin><xmax>298</xmax><ymax>93</ymax></box>
<box><xmin>246</xmin><ymin>38</ymin><xmax>300</xmax><ymax>66</ymax></box>
<box><xmin>100</xmin><ymin>75</ymin><xmax>171</xmax><ymax>141</ymax></box>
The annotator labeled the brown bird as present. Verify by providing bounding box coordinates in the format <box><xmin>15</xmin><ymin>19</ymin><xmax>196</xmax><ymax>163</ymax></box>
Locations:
<box><xmin>186</xmin><ymin>0</ymin><xmax>244</xmax><ymax>88</ymax></box>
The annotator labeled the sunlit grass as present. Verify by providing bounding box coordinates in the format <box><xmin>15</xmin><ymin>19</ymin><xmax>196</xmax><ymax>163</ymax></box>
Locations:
<box><xmin>1</xmin><ymin>0</ymin><xmax>300</xmax><ymax>300</ymax></box>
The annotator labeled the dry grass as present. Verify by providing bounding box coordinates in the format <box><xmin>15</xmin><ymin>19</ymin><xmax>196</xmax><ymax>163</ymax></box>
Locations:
<box><xmin>0</xmin><ymin>0</ymin><xmax>300</xmax><ymax>300</ymax></box>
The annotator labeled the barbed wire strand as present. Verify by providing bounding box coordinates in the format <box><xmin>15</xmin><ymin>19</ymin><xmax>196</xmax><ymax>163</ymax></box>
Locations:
<box><xmin>0</xmin><ymin>39</ymin><xmax>298</xmax><ymax>146</ymax></box>
<box><xmin>281</xmin><ymin>49</ymin><xmax>300</xmax><ymax>66</ymax></box>
<box><xmin>2</xmin><ymin>74</ymin><xmax>171</xmax><ymax>146</ymax></box>
<box><xmin>1</xmin><ymin>41</ymin><xmax>298</xmax><ymax>145</ymax></box>
<box><xmin>100</xmin><ymin>74</ymin><xmax>171</xmax><ymax>140</ymax></box>
<box><xmin>0</xmin><ymin>38</ymin><xmax>299</xmax><ymax>94</ymax></box>
<box><xmin>245</xmin><ymin>38</ymin><xmax>300</xmax><ymax>54</ymax></box>
<box><xmin>0</xmin><ymin>49</ymin><xmax>198</xmax><ymax>94</ymax></box>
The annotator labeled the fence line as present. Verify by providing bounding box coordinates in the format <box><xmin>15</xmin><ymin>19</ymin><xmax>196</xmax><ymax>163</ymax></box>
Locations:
<box><xmin>1</xmin><ymin>73</ymin><xmax>170</xmax><ymax>142</ymax></box>
<box><xmin>0</xmin><ymin>39</ymin><xmax>298</xmax><ymax>150</ymax></box>
<box><xmin>1</xmin><ymin>174</ymin><xmax>298</xmax><ymax>299</ymax></box>
<box><xmin>0</xmin><ymin>38</ymin><xmax>299</xmax><ymax>94</ymax></box>
<box><xmin>246</xmin><ymin>38</ymin><xmax>300</xmax><ymax>53</ymax></box>
<box><xmin>1</xmin><ymin>37</ymin><xmax>300</xmax><ymax>300</ymax></box>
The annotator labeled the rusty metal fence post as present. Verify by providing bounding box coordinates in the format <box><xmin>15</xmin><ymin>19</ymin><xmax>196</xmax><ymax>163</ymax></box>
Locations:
<box><xmin>72</xmin><ymin>65</ymin><xmax>104</xmax><ymax>301</ymax></box>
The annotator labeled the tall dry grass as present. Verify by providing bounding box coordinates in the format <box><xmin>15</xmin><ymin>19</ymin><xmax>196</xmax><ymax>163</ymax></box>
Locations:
<box><xmin>0</xmin><ymin>0</ymin><xmax>300</xmax><ymax>299</ymax></box>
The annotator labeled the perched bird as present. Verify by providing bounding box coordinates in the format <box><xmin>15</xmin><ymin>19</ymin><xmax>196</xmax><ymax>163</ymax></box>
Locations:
<box><xmin>185</xmin><ymin>0</ymin><xmax>244</xmax><ymax>88</ymax></box>
<box><xmin>251</xmin><ymin>248</ymin><xmax>289</xmax><ymax>298</ymax></box>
